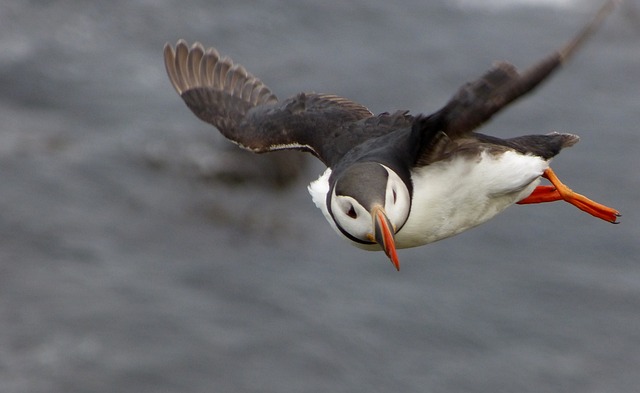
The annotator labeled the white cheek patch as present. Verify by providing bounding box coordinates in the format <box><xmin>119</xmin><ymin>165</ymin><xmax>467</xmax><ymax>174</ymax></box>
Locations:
<box><xmin>381</xmin><ymin>165</ymin><xmax>411</xmax><ymax>232</ymax></box>
<box><xmin>308</xmin><ymin>168</ymin><xmax>372</xmax><ymax>242</ymax></box>
<box><xmin>330</xmin><ymin>190</ymin><xmax>373</xmax><ymax>240</ymax></box>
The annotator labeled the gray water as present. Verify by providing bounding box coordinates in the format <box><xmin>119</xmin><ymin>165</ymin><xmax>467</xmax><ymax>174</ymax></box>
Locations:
<box><xmin>1</xmin><ymin>0</ymin><xmax>639</xmax><ymax>392</ymax></box>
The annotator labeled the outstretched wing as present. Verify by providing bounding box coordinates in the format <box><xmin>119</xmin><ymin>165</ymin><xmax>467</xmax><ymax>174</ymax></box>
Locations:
<box><xmin>164</xmin><ymin>41</ymin><xmax>374</xmax><ymax>166</ymax></box>
<box><xmin>414</xmin><ymin>0</ymin><xmax>617</xmax><ymax>165</ymax></box>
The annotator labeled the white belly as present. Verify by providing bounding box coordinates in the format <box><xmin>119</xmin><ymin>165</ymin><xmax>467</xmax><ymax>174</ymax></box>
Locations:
<box><xmin>395</xmin><ymin>150</ymin><xmax>548</xmax><ymax>248</ymax></box>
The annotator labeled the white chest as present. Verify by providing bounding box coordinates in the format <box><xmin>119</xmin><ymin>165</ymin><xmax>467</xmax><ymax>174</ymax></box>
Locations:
<box><xmin>396</xmin><ymin>150</ymin><xmax>548</xmax><ymax>247</ymax></box>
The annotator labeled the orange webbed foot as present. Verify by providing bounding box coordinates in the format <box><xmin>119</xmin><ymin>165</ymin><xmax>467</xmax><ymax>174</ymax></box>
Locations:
<box><xmin>518</xmin><ymin>168</ymin><xmax>620</xmax><ymax>223</ymax></box>
<box><xmin>517</xmin><ymin>185</ymin><xmax>561</xmax><ymax>204</ymax></box>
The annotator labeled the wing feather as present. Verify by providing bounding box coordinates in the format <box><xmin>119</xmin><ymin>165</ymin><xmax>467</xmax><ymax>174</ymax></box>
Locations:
<box><xmin>164</xmin><ymin>41</ymin><xmax>375</xmax><ymax>165</ymax></box>
<box><xmin>413</xmin><ymin>0</ymin><xmax>616</xmax><ymax>165</ymax></box>
<box><xmin>436</xmin><ymin>0</ymin><xmax>617</xmax><ymax>138</ymax></box>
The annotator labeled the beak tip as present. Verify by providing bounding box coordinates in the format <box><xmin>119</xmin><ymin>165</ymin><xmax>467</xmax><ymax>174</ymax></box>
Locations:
<box><xmin>373</xmin><ymin>207</ymin><xmax>400</xmax><ymax>272</ymax></box>
<box><xmin>389</xmin><ymin>247</ymin><xmax>400</xmax><ymax>271</ymax></box>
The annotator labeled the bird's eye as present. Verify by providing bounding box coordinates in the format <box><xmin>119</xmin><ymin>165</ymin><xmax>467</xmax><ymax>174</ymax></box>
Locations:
<box><xmin>392</xmin><ymin>189</ymin><xmax>397</xmax><ymax>203</ymax></box>
<box><xmin>346</xmin><ymin>205</ymin><xmax>357</xmax><ymax>219</ymax></box>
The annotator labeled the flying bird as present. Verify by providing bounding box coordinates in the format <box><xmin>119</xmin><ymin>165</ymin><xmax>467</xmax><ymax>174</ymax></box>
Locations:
<box><xmin>164</xmin><ymin>0</ymin><xmax>620</xmax><ymax>270</ymax></box>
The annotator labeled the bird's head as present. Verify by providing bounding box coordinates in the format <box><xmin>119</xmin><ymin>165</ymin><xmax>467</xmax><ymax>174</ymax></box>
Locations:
<box><xmin>329</xmin><ymin>162</ymin><xmax>411</xmax><ymax>270</ymax></box>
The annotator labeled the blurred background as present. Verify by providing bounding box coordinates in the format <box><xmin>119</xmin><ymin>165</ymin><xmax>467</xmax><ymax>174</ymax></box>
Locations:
<box><xmin>0</xmin><ymin>0</ymin><xmax>638</xmax><ymax>392</ymax></box>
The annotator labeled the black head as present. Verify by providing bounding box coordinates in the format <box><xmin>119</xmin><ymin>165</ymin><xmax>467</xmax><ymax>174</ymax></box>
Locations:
<box><xmin>328</xmin><ymin>162</ymin><xmax>411</xmax><ymax>270</ymax></box>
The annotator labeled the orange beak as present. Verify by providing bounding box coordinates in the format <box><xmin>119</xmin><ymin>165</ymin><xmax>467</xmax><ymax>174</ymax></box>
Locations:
<box><xmin>372</xmin><ymin>206</ymin><xmax>400</xmax><ymax>271</ymax></box>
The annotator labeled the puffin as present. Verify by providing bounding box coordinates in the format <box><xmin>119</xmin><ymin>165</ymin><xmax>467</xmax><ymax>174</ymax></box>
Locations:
<box><xmin>163</xmin><ymin>0</ymin><xmax>620</xmax><ymax>270</ymax></box>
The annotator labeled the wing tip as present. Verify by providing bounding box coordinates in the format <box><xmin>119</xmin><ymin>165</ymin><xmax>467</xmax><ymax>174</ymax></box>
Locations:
<box><xmin>558</xmin><ymin>0</ymin><xmax>618</xmax><ymax>63</ymax></box>
<box><xmin>163</xmin><ymin>39</ymin><xmax>278</xmax><ymax>106</ymax></box>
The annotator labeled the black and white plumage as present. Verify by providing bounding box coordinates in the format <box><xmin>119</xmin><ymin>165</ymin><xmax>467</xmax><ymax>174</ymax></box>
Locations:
<box><xmin>164</xmin><ymin>0</ymin><xmax>620</xmax><ymax>270</ymax></box>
